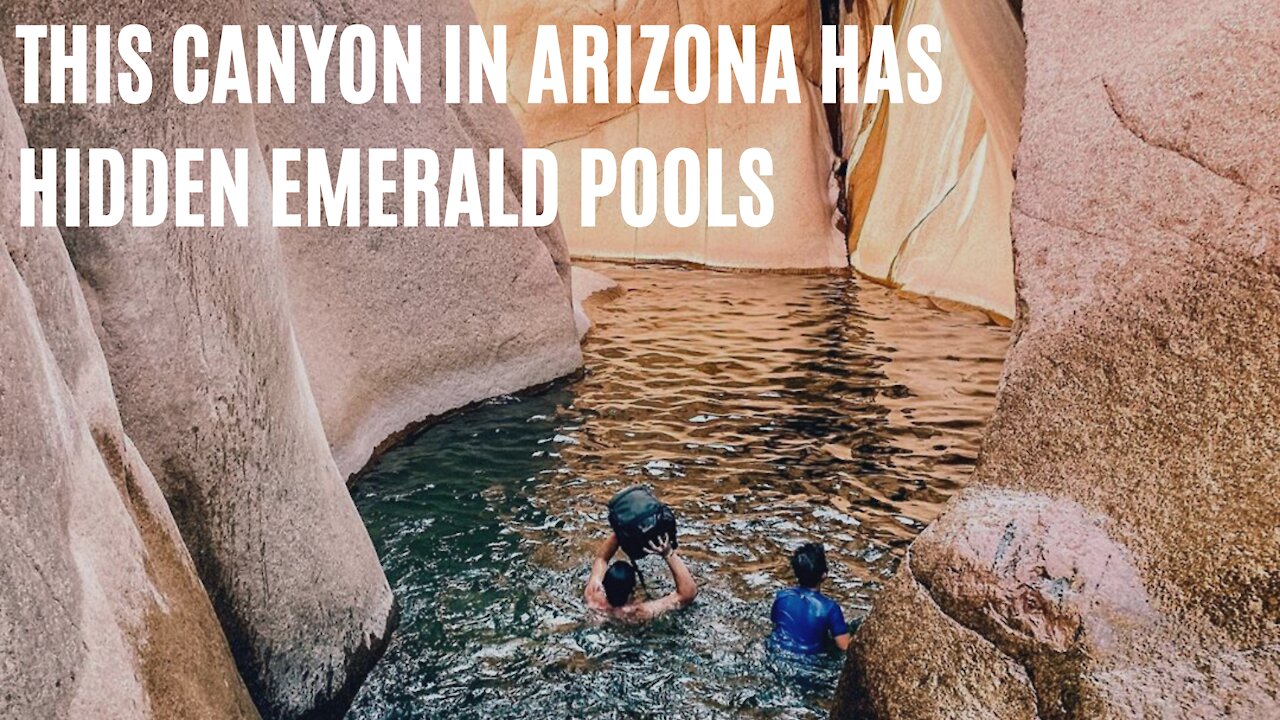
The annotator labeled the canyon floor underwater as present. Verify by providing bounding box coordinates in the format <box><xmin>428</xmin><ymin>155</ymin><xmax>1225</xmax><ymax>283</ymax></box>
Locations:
<box><xmin>348</xmin><ymin>264</ymin><xmax>1009</xmax><ymax>719</ymax></box>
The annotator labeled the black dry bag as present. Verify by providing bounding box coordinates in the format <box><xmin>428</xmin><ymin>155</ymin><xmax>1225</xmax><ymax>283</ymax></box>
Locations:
<box><xmin>607</xmin><ymin>486</ymin><xmax>678</xmax><ymax>560</ymax></box>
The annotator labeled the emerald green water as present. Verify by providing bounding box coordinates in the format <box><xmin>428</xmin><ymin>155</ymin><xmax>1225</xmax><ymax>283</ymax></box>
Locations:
<box><xmin>348</xmin><ymin>265</ymin><xmax>1008</xmax><ymax>719</ymax></box>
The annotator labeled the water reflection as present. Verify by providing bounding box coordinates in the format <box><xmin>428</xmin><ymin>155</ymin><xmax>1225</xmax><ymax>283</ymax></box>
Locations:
<box><xmin>349</xmin><ymin>264</ymin><xmax>1008</xmax><ymax>719</ymax></box>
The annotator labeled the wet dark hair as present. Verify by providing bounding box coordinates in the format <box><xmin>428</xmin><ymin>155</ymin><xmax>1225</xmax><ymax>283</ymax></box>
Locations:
<box><xmin>603</xmin><ymin>561</ymin><xmax>637</xmax><ymax>607</ymax></box>
<box><xmin>791</xmin><ymin>543</ymin><xmax>828</xmax><ymax>589</ymax></box>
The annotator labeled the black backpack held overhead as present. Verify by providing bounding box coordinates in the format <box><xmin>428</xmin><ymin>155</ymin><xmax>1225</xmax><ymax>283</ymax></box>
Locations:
<box><xmin>607</xmin><ymin>486</ymin><xmax>678</xmax><ymax>560</ymax></box>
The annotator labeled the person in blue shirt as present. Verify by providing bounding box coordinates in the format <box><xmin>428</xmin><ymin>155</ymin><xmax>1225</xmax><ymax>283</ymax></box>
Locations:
<box><xmin>769</xmin><ymin>543</ymin><xmax>851</xmax><ymax>654</ymax></box>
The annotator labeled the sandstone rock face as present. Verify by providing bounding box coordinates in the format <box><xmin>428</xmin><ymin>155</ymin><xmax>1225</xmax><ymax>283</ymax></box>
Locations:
<box><xmin>843</xmin><ymin>0</ymin><xmax>1022</xmax><ymax>321</ymax></box>
<box><xmin>0</xmin><ymin>3</ymin><xmax>395</xmax><ymax>716</ymax></box>
<box><xmin>252</xmin><ymin>0</ymin><xmax>583</xmax><ymax>478</ymax></box>
<box><xmin>836</xmin><ymin>0</ymin><xmax>1280</xmax><ymax>717</ymax></box>
<box><xmin>2</xmin><ymin>0</ymin><xmax>585</xmax><ymax>712</ymax></box>
<box><xmin>477</xmin><ymin>0</ymin><xmax>1020</xmax><ymax>315</ymax></box>
<box><xmin>0</xmin><ymin>60</ymin><xmax>258</xmax><ymax>719</ymax></box>
<box><xmin>834</xmin><ymin>558</ymin><xmax>1038</xmax><ymax>720</ymax></box>
<box><xmin>472</xmin><ymin>0</ymin><xmax>847</xmax><ymax>270</ymax></box>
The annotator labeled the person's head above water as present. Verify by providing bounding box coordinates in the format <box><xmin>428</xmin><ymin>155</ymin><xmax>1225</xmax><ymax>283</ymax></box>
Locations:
<box><xmin>790</xmin><ymin>543</ymin><xmax>828</xmax><ymax>589</ymax></box>
<box><xmin>602</xmin><ymin>561</ymin><xmax>637</xmax><ymax>607</ymax></box>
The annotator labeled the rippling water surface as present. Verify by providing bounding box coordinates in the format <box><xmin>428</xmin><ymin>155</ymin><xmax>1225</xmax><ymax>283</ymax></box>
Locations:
<box><xmin>349</xmin><ymin>264</ymin><xmax>1009</xmax><ymax>719</ymax></box>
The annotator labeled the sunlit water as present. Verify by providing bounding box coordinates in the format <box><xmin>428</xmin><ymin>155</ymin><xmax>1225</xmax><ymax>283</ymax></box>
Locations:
<box><xmin>348</xmin><ymin>264</ymin><xmax>1009</xmax><ymax>719</ymax></box>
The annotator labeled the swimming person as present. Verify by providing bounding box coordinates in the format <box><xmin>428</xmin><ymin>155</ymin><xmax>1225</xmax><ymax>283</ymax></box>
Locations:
<box><xmin>583</xmin><ymin>533</ymin><xmax>698</xmax><ymax>622</ymax></box>
<box><xmin>769</xmin><ymin>543</ymin><xmax>851</xmax><ymax>654</ymax></box>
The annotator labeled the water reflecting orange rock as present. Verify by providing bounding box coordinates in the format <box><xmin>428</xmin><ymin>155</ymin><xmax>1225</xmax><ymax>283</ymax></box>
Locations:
<box><xmin>350</xmin><ymin>263</ymin><xmax>1010</xmax><ymax>718</ymax></box>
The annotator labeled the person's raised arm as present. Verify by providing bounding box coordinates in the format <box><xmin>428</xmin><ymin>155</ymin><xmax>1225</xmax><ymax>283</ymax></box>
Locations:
<box><xmin>643</xmin><ymin>537</ymin><xmax>698</xmax><ymax>612</ymax></box>
<box><xmin>584</xmin><ymin>534</ymin><xmax>620</xmax><ymax>605</ymax></box>
<box><xmin>667</xmin><ymin>551</ymin><xmax>698</xmax><ymax>606</ymax></box>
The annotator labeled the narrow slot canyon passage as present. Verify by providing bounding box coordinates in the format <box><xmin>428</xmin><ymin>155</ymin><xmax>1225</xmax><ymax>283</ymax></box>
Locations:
<box><xmin>346</xmin><ymin>0</ymin><xmax>1026</xmax><ymax>715</ymax></box>
<box><xmin>5</xmin><ymin>0</ymin><xmax>1276</xmax><ymax>717</ymax></box>
<box><xmin>348</xmin><ymin>265</ymin><xmax>1009</xmax><ymax>718</ymax></box>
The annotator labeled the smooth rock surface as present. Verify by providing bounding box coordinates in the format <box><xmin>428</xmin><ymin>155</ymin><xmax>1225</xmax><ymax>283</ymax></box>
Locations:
<box><xmin>472</xmin><ymin>0</ymin><xmax>847</xmax><ymax>270</ymax></box>
<box><xmin>253</xmin><ymin>0</ymin><xmax>583</xmax><ymax>478</ymax></box>
<box><xmin>477</xmin><ymin>0</ymin><xmax>1022</xmax><ymax>313</ymax></box>
<box><xmin>471</xmin><ymin>0</ymin><xmax>829</xmax><ymax>148</ymax></box>
<box><xmin>0</xmin><ymin>59</ymin><xmax>258</xmax><ymax>719</ymax></box>
<box><xmin>836</xmin><ymin>0</ymin><xmax>1280</xmax><ymax>716</ymax></box>
<box><xmin>0</xmin><ymin>3</ymin><xmax>395</xmax><ymax>717</ymax></box>
<box><xmin>844</xmin><ymin>0</ymin><xmax>1021</xmax><ymax>320</ymax></box>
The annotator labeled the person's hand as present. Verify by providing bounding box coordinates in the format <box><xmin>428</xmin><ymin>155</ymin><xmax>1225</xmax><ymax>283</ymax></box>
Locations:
<box><xmin>645</xmin><ymin>536</ymin><xmax>675</xmax><ymax>559</ymax></box>
<box><xmin>587</xmin><ymin>578</ymin><xmax>605</xmax><ymax>598</ymax></box>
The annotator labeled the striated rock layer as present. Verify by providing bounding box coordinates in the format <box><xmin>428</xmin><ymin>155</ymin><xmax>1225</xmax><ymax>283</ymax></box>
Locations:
<box><xmin>835</xmin><ymin>0</ymin><xmax>1280</xmax><ymax>717</ymax></box>
<box><xmin>475</xmin><ymin>0</ymin><xmax>1022</xmax><ymax>316</ymax></box>
<box><xmin>0</xmin><ymin>59</ymin><xmax>259</xmax><ymax>720</ymax></box>
<box><xmin>843</xmin><ymin>0</ymin><xmax>1022</xmax><ymax>321</ymax></box>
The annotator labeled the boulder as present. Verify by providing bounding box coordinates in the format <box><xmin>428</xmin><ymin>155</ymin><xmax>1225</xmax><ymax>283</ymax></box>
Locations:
<box><xmin>833</xmin><ymin>558</ymin><xmax>1038</xmax><ymax>720</ymax></box>
<box><xmin>835</xmin><ymin>0</ymin><xmax>1280</xmax><ymax>717</ymax></box>
<box><xmin>0</xmin><ymin>2</ymin><xmax>395</xmax><ymax>717</ymax></box>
